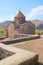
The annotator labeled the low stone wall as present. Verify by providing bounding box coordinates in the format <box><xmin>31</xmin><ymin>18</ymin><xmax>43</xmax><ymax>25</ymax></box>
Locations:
<box><xmin>0</xmin><ymin>43</ymin><xmax>39</xmax><ymax>65</ymax></box>
<box><xmin>0</xmin><ymin>36</ymin><xmax>7</xmax><ymax>40</ymax></box>
<box><xmin>1</xmin><ymin>35</ymin><xmax>40</xmax><ymax>44</ymax></box>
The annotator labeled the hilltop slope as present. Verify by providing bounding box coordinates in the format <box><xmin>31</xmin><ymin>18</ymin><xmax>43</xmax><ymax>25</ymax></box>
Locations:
<box><xmin>0</xmin><ymin>21</ymin><xmax>12</xmax><ymax>28</ymax></box>
<box><xmin>32</xmin><ymin>20</ymin><xmax>43</xmax><ymax>29</ymax></box>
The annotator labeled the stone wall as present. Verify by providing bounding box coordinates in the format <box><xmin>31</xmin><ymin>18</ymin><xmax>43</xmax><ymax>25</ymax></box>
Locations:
<box><xmin>0</xmin><ymin>43</ymin><xmax>38</xmax><ymax>65</ymax></box>
<box><xmin>7</xmin><ymin>23</ymin><xmax>15</xmax><ymax>38</ymax></box>
<box><xmin>1</xmin><ymin>35</ymin><xmax>40</xmax><ymax>44</ymax></box>
<box><xmin>18</xmin><ymin>22</ymin><xmax>35</xmax><ymax>34</ymax></box>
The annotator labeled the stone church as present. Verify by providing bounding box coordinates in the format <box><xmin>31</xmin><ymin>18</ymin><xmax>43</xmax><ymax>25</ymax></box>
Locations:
<box><xmin>7</xmin><ymin>10</ymin><xmax>35</xmax><ymax>38</ymax></box>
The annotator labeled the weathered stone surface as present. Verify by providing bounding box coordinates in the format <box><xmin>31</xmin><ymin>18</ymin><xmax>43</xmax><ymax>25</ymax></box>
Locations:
<box><xmin>7</xmin><ymin>23</ymin><xmax>15</xmax><ymax>38</ymax></box>
<box><xmin>0</xmin><ymin>47</ymin><xmax>14</xmax><ymax>60</ymax></box>
<box><xmin>0</xmin><ymin>43</ymin><xmax>38</xmax><ymax>65</ymax></box>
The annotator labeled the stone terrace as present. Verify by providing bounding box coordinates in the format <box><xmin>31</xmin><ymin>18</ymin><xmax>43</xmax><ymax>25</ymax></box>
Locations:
<box><xmin>0</xmin><ymin>43</ymin><xmax>38</xmax><ymax>65</ymax></box>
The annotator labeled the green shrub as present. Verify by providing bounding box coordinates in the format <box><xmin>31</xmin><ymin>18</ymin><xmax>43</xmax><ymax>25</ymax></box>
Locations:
<box><xmin>0</xmin><ymin>28</ymin><xmax>7</xmax><ymax>36</ymax></box>
<box><xmin>35</xmin><ymin>29</ymin><xmax>43</xmax><ymax>35</ymax></box>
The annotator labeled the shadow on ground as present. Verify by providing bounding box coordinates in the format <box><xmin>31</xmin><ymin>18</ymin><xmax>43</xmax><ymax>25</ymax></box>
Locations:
<box><xmin>36</xmin><ymin>62</ymin><xmax>43</xmax><ymax>65</ymax></box>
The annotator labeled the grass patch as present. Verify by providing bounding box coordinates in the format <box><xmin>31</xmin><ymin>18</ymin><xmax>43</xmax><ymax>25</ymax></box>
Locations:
<box><xmin>35</xmin><ymin>29</ymin><xmax>43</xmax><ymax>35</ymax></box>
<box><xmin>0</xmin><ymin>28</ymin><xmax>7</xmax><ymax>36</ymax></box>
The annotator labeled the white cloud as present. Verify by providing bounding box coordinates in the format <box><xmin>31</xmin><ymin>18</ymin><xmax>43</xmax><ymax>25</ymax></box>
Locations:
<box><xmin>26</xmin><ymin>6</ymin><xmax>43</xmax><ymax>20</ymax></box>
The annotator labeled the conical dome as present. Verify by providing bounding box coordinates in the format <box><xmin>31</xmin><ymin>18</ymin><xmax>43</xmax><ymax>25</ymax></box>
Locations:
<box><xmin>14</xmin><ymin>10</ymin><xmax>25</xmax><ymax>18</ymax></box>
<box><xmin>14</xmin><ymin>10</ymin><xmax>25</xmax><ymax>24</ymax></box>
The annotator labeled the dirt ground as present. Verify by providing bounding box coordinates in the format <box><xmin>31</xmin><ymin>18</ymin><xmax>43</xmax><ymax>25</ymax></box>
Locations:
<box><xmin>14</xmin><ymin>35</ymin><xmax>43</xmax><ymax>64</ymax></box>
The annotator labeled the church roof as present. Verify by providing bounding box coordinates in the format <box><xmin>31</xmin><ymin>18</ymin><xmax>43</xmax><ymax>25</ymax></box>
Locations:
<box><xmin>7</xmin><ymin>21</ymin><xmax>20</xmax><ymax>29</ymax></box>
<box><xmin>11</xmin><ymin>22</ymin><xmax>20</xmax><ymax>29</ymax></box>
<box><xmin>14</xmin><ymin>10</ymin><xmax>25</xmax><ymax>18</ymax></box>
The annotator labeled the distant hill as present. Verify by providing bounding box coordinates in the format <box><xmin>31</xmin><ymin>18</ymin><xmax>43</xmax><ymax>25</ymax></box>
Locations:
<box><xmin>0</xmin><ymin>20</ymin><xmax>43</xmax><ymax>30</ymax></box>
<box><xmin>32</xmin><ymin>20</ymin><xmax>43</xmax><ymax>29</ymax></box>
<box><xmin>0</xmin><ymin>21</ymin><xmax>12</xmax><ymax>28</ymax></box>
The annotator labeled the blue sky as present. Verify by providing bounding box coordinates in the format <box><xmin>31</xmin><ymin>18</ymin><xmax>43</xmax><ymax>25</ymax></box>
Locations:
<box><xmin>0</xmin><ymin>0</ymin><xmax>43</xmax><ymax>22</ymax></box>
